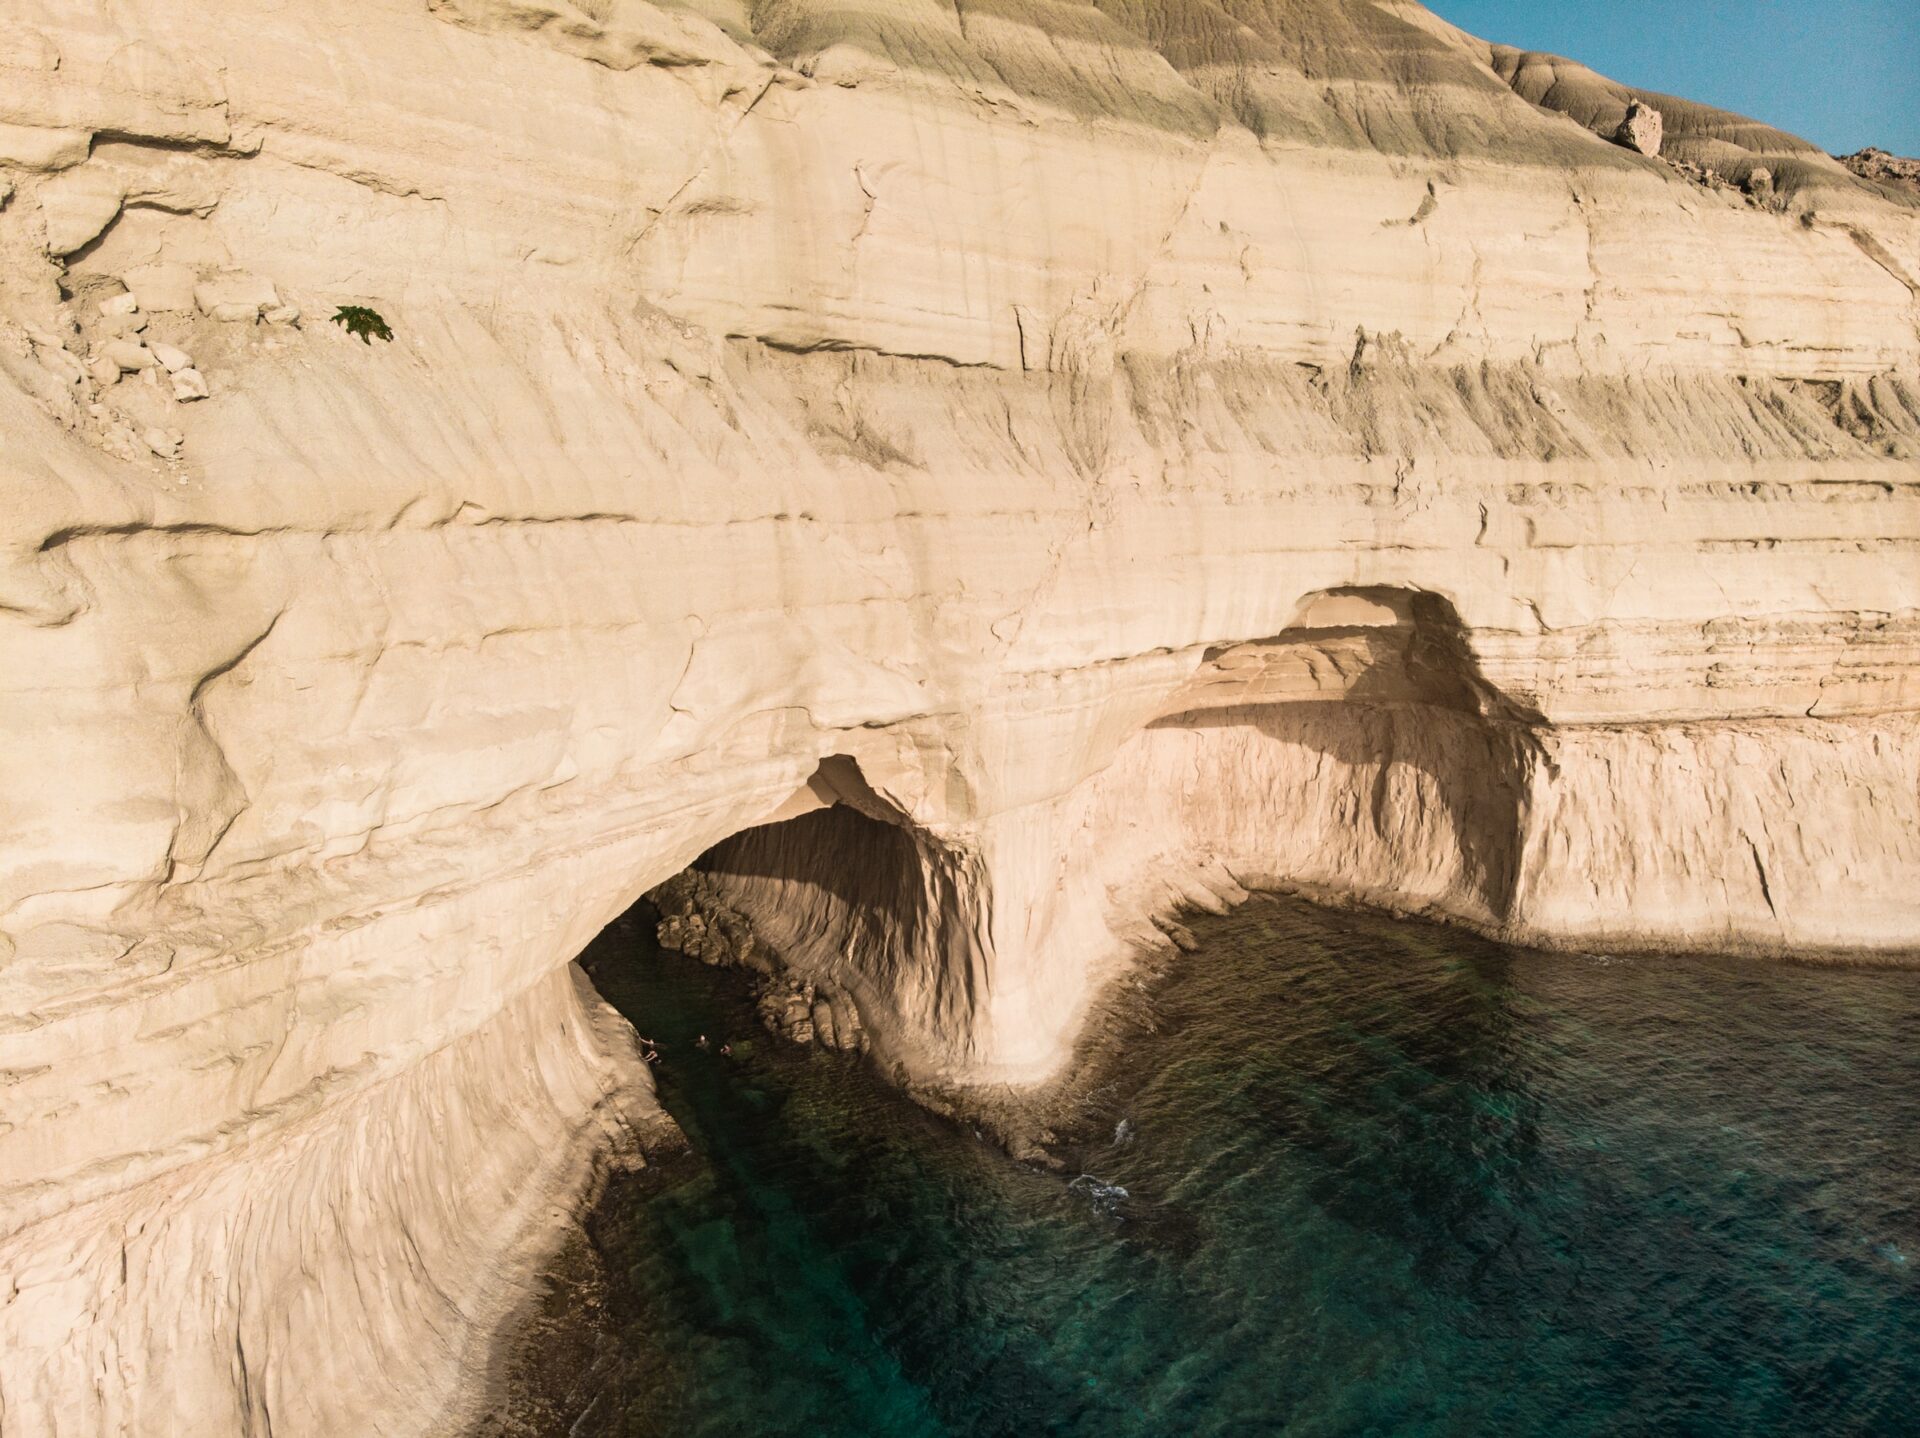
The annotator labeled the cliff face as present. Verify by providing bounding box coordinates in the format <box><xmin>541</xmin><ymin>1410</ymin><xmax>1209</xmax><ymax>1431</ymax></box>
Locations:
<box><xmin>2</xmin><ymin>1</ymin><xmax>1917</xmax><ymax>1432</ymax></box>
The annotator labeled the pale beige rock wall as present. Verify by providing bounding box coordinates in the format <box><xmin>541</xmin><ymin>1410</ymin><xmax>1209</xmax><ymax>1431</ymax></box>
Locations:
<box><xmin>1</xmin><ymin>0</ymin><xmax>1917</xmax><ymax>1432</ymax></box>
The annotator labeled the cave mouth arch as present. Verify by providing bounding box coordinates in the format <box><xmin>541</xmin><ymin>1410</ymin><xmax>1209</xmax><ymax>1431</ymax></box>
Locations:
<box><xmin>623</xmin><ymin>585</ymin><xmax>1545</xmax><ymax>1085</ymax></box>
<box><xmin>642</xmin><ymin>755</ymin><xmax>987</xmax><ymax>1071</ymax></box>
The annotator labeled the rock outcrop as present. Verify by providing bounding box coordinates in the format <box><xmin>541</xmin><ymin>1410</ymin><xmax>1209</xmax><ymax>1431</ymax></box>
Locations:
<box><xmin>1613</xmin><ymin>98</ymin><xmax>1664</xmax><ymax>157</ymax></box>
<box><xmin>2</xmin><ymin>1</ymin><xmax>1918</xmax><ymax>1433</ymax></box>
<box><xmin>1841</xmin><ymin>147</ymin><xmax>1920</xmax><ymax>202</ymax></box>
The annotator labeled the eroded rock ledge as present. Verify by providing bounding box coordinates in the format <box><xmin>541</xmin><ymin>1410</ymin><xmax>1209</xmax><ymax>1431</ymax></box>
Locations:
<box><xmin>2</xmin><ymin>0</ymin><xmax>1918</xmax><ymax>1433</ymax></box>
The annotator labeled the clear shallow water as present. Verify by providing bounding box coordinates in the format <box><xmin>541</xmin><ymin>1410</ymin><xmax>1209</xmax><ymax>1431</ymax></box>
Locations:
<box><xmin>538</xmin><ymin>897</ymin><xmax>1920</xmax><ymax>1437</ymax></box>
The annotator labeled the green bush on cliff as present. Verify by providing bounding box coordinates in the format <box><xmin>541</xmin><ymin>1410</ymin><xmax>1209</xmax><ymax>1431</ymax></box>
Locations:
<box><xmin>330</xmin><ymin>305</ymin><xmax>393</xmax><ymax>344</ymax></box>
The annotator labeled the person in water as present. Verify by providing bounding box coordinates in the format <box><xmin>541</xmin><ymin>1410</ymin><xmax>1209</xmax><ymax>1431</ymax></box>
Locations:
<box><xmin>695</xmin><ymin>1034</ymin><xmax>709</xmax><ymax>1050</ymax></box>
<box><xmin>719</xmin><ymin>1043</ymin><xmax>732</xmax><ymax>1057</ymax></box>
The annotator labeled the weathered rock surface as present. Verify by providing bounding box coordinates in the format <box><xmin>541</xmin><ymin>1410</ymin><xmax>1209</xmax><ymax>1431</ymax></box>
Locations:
<box><xmin>1</xmin><ymin>0</ymin><xmax>1918</xmax><ymax>1433</ymax></box>
<box><xmin>651</xmin><ymin>870</ymin><xmax>868</xmax><ymax>1052</ymax></box>
<box><xmin>1613</xmin><ymin>98</ymin><xmax>1664</xmax><ymax>157</ymax></box>
<box><xmin>1841</xmin><ymin>147</ymin><xmax>1920</xmax><ymax>201</ymax></box>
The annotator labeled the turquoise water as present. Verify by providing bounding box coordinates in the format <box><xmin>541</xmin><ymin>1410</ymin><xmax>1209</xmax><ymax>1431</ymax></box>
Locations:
<box><xmin>548</xmin><ymin>897</ymin><xmax>1920</xmax><ymax>1437</ymax></box>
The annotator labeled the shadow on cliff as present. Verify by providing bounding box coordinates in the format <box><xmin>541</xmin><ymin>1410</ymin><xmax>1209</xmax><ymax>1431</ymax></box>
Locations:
<box><xmin>690</xmin><ymin>776</ymin><xmax>989</xmax><ymax>1052</ymax></box>
<box><xmin>1148</xmin><ymin>588</ymin><xmax>1542</xmax><ymax>924</ymax></box>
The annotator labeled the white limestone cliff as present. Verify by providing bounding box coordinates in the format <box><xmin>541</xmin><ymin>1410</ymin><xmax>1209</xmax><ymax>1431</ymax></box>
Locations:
<box><xmin>1</xmin><ymin>1</ymin><xmax>1917</xmax><ymax>1432</ymax></box>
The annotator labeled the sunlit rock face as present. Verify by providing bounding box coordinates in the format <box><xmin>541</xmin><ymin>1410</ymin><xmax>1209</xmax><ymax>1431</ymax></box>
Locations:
<box><xmin>1</xmin><ymin>0</ymin><xmax>1917</xmax><ymax>1431</ymax></box>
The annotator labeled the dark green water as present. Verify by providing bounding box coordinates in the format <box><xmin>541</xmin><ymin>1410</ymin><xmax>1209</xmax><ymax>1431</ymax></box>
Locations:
<box><xmin>532</xmin><ymin>897</ymin><xmax>1919</xmax><ymax>1437</ymax></box>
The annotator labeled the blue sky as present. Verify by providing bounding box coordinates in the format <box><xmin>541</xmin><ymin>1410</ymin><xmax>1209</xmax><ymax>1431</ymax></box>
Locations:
<box><xmin>1428</xmin><ymin>0</ymin><xmax>1920</xmax><ymax>156</ymax></box>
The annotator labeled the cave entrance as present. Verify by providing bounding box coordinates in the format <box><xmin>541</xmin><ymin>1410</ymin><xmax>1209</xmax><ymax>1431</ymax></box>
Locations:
<box><xmin>639</xmin><ymin>756</ymin><xmax>979</xmax><ymax>1070</ymax></box>
<box><xmin>613</xmin><ymin>586</ymin><xmax>1542</xmax><ymax>1088</ymax></box>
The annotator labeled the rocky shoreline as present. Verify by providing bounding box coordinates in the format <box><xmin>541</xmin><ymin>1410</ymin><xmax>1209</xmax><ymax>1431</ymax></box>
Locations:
<box><xmin>636</xmin><ymin>856</ymin><xmax>1920</xmax><ymax>1175</ymax></box>
<box><xmin>649</xmin><ymin>872</ymin><xmax>871</xmax><ymax>1057</ymax></box>
<box><xmin>467</xmin><ymin>889</ymin><xmax>1187</xmax><ymax>1435</ymax></box>
<box><xmin>642</xmin><ymin>870</ymin><xmax>1188</xmax><ymax>1169</ymax></box>
<box><xmin>466</xmin><ymin>1143</ymin><xmax>701</xmax><ymax>1438</ymax></box>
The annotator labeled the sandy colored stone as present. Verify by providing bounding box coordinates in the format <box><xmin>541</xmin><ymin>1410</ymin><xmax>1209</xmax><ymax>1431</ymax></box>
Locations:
<box><xmin>97</xmin><ymin>338</ymin><xmax>155</xmax><ymax>372</ymax></box>
<box><xmin>0</xmin><ymin>2</ymin><xmax>1917</xmax><ymax>1436</ymax></box>
<box><xmin>1613</xmin><ymin>98</ymin><xmax>1664</xmax><ymax>156</ymax></box>
<box><xmin>0</xmin><ymin>21</ymin><xmax>60</xmax><ymax>72</ymax></box>
<box><xmin>35</xmin><ymin>166</ymin><xmax>123</xmax><ymax>254</ymax></box>
<box><xmin>122</xmin><ymin>261</ymin><xmax>199</xmax><ymax>312</ymax></box>
<box><xmin>96</xmin><ymin>307</ymin><xmax>147</xmax><ymax>338</ymax></box>
<box><xmin>193</xmin><ymin>270</ymin><xmax>278</xmax><ymax>321</ymax></box>
<box><xmin>32</xmin><ymin>343</ymin><xmax>85</xmax><ymax>386</ymax></box>
<box><xmin>0</xmin><ymin>121</ymin><xmax>90</xmax><ymax>171</ymax></box>
<box><xmin>169</xmin><ymin>365</ymin><xmax>208</xmax><ymax>401</ymax></box>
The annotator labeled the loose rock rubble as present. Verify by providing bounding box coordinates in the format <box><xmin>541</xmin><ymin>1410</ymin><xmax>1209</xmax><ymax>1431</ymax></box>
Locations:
<box><xmin>1837</xmin><ymin>146</ymin><xmax>1920</xmax><ymax>199</ymax></box>
<box><xmin>1658</xmin><ymin>156</ymin><xmax>1786</xmax><ymax>211</ymax></box>
<box><xmin>649</xmin><ymin>871</ymin><xmax>868</xmax><ymax>1054</ymax></box>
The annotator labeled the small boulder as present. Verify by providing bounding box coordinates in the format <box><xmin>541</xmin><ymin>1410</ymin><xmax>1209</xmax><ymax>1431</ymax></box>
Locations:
<box><xmin>99</xmin><ymin>292</ymin><xmax>138</xmax><ymax>318</ymax></box>
<box><xmin>97</xmin><ymin>308</ymin><xmax>148</xmax><ymax>338</ymax></box>
<box><xmin>264</xmin><ymin>304</ymin><xmax>301</xmax><ymax>326</ymax></box>
<box><xmin>170</xmin><ymin>367</ymin><xmax>209</xmax><ymax>402</ymax></box>
<box><xmin>1613</xmin><ymin>99</ymin><xmax>1663</xmax><ymax>157</ymax></box>
<box><xmin>123</xmin><ymin>262</ymin><xmax>198</xmax><ymax>313</ymax></box>
<box><xmin>34</xmin><ymin>344</ymin><xmax>85</xmax><ymax>386</ymax></box>
<box><xmin>194</xmin><ymin>271</ymin><xmax>279</xmax><ymax>323</ymax></box>
<box><xmin>142</xmin><ymin>426</ymin><xmax>181</xmax><ymax>459</ymax></box>
<box><xmin>811</xmin><ymin>999</ymin><xmax>837</xmax><ymax>1049</ymax></box>
<box><xmin>826</xmin><ymin>992</ymin><xmax>865</xmax><ymax>1053</ymax></box>
<box><xmin>148</xmin><ymin>341</ymin><xmax>193</xmax><ymax>374</ymax></box>
<box><xmin>1744</xmin><ymin>166</ymin><xmax>1775</xmax><ymax>202</ymax></box>
<box><xmin>88</xmin><ymin>355</ymin><xmax>120</xmax><ymax>387</ymax></box>
<box><xmin>100</xmin><ymin>339</ymin><xmax>156</xmax><ymax>372</ymax></box>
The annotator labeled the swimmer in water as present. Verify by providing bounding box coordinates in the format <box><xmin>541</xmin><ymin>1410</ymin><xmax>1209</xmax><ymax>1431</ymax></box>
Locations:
<box><xmin>719</xmin><ymin>1043</ymin><xmax>732</xmax><ymax>1057</ymax></box>
<box><xmin>695</xmin><ymin>1034</ymin><xmax>709</xmax><ymax>1050</ymax></box>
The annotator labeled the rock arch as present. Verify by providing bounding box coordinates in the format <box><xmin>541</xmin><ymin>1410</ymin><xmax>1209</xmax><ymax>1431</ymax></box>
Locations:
<box><xmin>643</xmin><ymin>754</ymin><xmax>996</xmax><ymax>1077</ymax></box>
<box><xmin>629</xmin><ymin>587</ymin><xmax>1554</xmax><ymax>1089</ymax></box>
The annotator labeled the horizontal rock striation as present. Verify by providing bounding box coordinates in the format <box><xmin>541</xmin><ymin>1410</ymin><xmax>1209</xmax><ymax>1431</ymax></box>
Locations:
<box><xmin>1</xmin><ymin>0</ymin><xmax>1917</xmax><ymax>1432</ymax></box>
